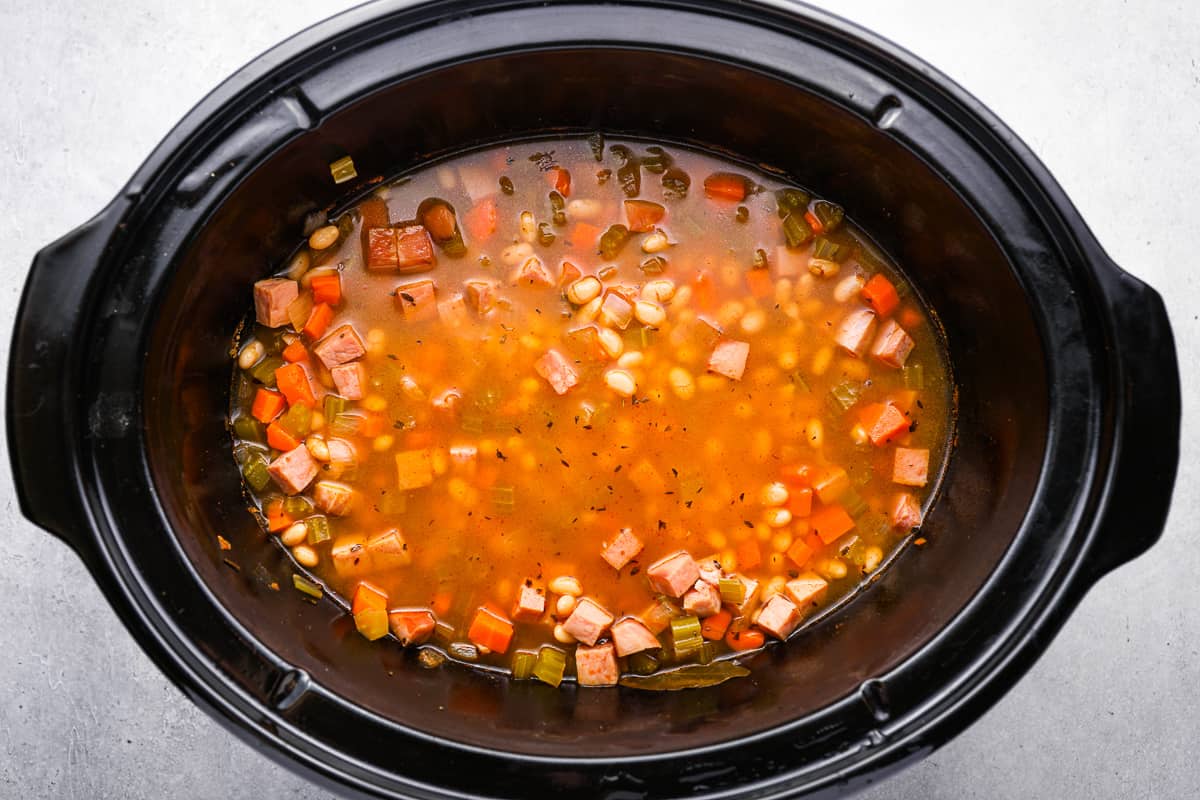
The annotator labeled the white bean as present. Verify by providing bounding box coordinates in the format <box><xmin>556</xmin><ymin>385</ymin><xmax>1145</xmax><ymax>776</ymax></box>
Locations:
<box><xmin>641</xmin><ymin>230</ymin><xmax>671</xmax><ymax>253</ymax></box>
<box><xmin>280</xmin><ymin>522</ymin><xmax>308</xmax><ymax>547</ymax></box>
<box><xmin>809</xmin><ymin>258</ymin><xmax>840</xmax><ymax>278</ymax></box>
<box><xmin>308</xmin><ymin>225</ymin><xmax>339</xmax><ymax>251</ymax></box>
<box><xmin>566</xmin><ymin>198</ymin><xmax>601</xmax><ymax>219</ymax></box>
<box><xmin>633</xmin><ymin>300</ymin><xmax>666</xmax><ymax>327</ymax></box>
<box><xmin>549</xmin><ymin>575</ymin><xmax>582</xmax><ymax>596</ymax></box>
<box><xmin>834</xmin><ymin>274</ymin><xmax>867</xmax><ymax>303</ymax></box>
<box><xmin>760</xmin><ymin>482</ymin><xmax>790</xmax><ymax>507</ymax></box>
<box><xmin>237</xmin><ymin>340</ymin><xmax>264</xmax><ymax>369</ymax></box>
<box><xmin>668</xmin><ymin>367</ymin><xmax>695</xmax><ymax>400</ymax></box>
<box><xmin>566</xmin><ymin>276</ymin><xmax>603</xmax><ymax>305</ymax></box>
<box><xmin>597</xmin><ymin>327</ymin><xmax>624</xmax><ymax>359</ymax></box>
<box><xmin>519</xmin><ymin>211</ymin><xmax>537</xmax><ymax>242</ymax></box>
<box><xmin>555</xmin><ymin>595</ymin><xmax>577</xmax><ymax>616</ymax></box>
<box><xmin>604</xmin><ymin>369</ymin><xmax>637</xmax><ymax>398</ymax></box>
<box><xmin>292</xmin><ymin>545</ymin><xmax>319</xmax><ymax>567</ymax></box>
<box><xmin>306</xmin><ymin>436</ymin><xmax>330</xmax><ymax>462</ymax></box>
<box><xmin>641</xmin><ymin>279</ymin><xmax>676</xmax><ymax>303</ymax></box>
<box><xmin>764</xmin><ymin>508</ymin><xmax>793</xmax><ymax>528</ymax></box>
<box><xmin>740</xmin><ymin>309</ymin><xmax>767</xmax><ymax>335</ymax></box>
<box><xmin>553</xmin><ymin>624</ymin><xmax>577</xmax><ymax>644</ymax></box>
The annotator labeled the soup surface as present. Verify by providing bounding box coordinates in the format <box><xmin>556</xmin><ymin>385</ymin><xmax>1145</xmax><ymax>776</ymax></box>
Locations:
<box><xmin>228</xmin><ymin>137</ymin><xmax>951</xmax><ymax>688</ymax></box>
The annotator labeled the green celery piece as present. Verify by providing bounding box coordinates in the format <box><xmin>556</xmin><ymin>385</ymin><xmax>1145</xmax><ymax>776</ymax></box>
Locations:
<box><xmin>533</xmin><ymin>646</ymin><xmax>567</xmax><ymax>687</ymax></box>
<box><xmin>511</xmin><ymin>650</ymin><xmax>538</xmax><ymax>680</ymax></box>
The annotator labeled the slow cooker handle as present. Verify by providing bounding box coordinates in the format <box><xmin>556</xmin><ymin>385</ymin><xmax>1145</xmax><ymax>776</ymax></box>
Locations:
<box><xmin>1086</xmin><ymin>259</ymin><xmax>1181</xmax><ymax>581</ymax></box>
<box><xmin>7</xmin><ymin>202</ymin><xmax>126</xmax><ymax>563</ymax></box>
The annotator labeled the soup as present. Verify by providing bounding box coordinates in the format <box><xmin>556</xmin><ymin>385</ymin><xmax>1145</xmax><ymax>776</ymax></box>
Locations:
<box><xmin>228</xmin><ymin>137</ymin><xmax>951</xmax><ymax>688</ymax></box>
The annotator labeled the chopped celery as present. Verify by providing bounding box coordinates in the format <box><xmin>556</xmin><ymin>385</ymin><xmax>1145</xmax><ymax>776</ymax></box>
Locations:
<box><xmin>460</xmin><ymin>414</ymin><xmax>485</xmax><ymax>434</ymax></box>
<box><xmin>418</xmin><ymin>648</ymin><xmax>446</xmax><ymax>669</ymax></box>
<box><xmin>323</xmin><ymin>394</ymin><xmax>347</xmax><ymax>421</ymax></box>
<box><xmin>249</xmin><ymin>356</ymin><xmax>284</xmax><ymax>387</ymax></box>
<box><xmin>548</xmin><ymin>191</ymin><xmax>567</xmax><ymax>226</ymax></box>
<box><xmin>241</xmin><ymin>454</ymin><xmax>271</xmax><ymax>492</ymax></box>
<box><xmin>628</xmin><ymin>651</ymin><xmax>661</xmax><ymax>675</ymax></box>
<box><xmin>622</xmin><ymin>325</ymin><xmax>655</xmax><ymax>349</ymax></box>
<box><xmin>329</xmin><ymin>155</ymin><xmax>357</xmax><ymax>185</ymax></box>
<box><xmin>641</xmin><ymin>145</ymin><xmax>673</xmax><ymax>174</ymax></box>
<box><xmin>499</xmin><ymin>176</ymin><xmax>514</xmax><ymax>195</ymax></box>
<box><xmin>493</xmin><ymin>486</ymin><xmax>516</xmax><ymax>514</ymax></box>
<box><xmin>537</xmin><ymin>222</ymin><xmax>556</xmax><ymax>246</ymax></box>
<box><xmin>233</xmin><ymin>415</ymin><xmax>265</xmax><ymax>444</ymax></box>
<box><xmin>277</xmin><ymin>403</ymin><xmax>312</xmax><ymax>438</ymax></box>
<box><xmin>233</xmin><ymin>442</ymin><xmax>267</xmax><ymax>466</ymax></box>
<box><xmin>812</xmin><ymin>236</ymin><xmax>846</xmax><ymax>262</ymax></box>
<box><xmin>904</xmin><ymin>364</ymin><xmax>925</xmax><ymax>390</ymax></box>
<box><xmin>448</xmin><ymin>642</ymin><xmax>479</xmax><ymax>661</ymax></box>
<box><xmin>533</xmin><ymin>646</ymin><xmax>567</xmax><ymax>687</ymax></box>
<box><xmin>433</xmin><ymin>621</ymin><xmax>456</xmax><ymax>647</ymax></box>
<box><xmin>894</xmin><ymin>280</ymin><xmax>911</xmax><ymax>298</ymax></box>
<box><xmin>587</xmin><ymin>132</ymin><xmax>605</xmax><ymax>161</ymax></box>
<box><xmin>829</xmin><ymin>381</ymin><xmax>862</xmax><ymax>412</ymax></box>
<box><xmin>751</xmin><ymin>248</ymin><xmax>769</xmax><ymax>271</ymax></box>
<box><xmin>661</xmin><ymin>167</ymin><xmax>690</xmax><ymax>200</ymax></box>
<box><xmin>599</xmin><ymin>224</ymin><xmax>631</xmax><ymax>259</ymax></box>
<box><xmin>639</xmin><ymin>256</ymin><xmax>667</xmax><ymax>274</ymax></box>
<box><xmin>511</xmin><ymin>650</ymin><xmax>538</xmax><ymax>680</ymax></box>
<box><xmin>442</xmin><ymin>234</ymin><xmax>467</xmax><ymax>258</ymax></box>
<box><xmin>354</xmin><ymin>607</ymin><xmax>389</xmax><ymax>641</ymax></box>
<box><xmin>791</xmin><ymin>371</ymin><xmax>812</xmax><ymax>392</ymax></box>
<box><xmin>670</xmin><ymin>615</ymin><xmax>703</xmax><ymax>657</ymax></box>
<box><xmin>718</xmin><ymin>577</ymin><xmax>746</xmax><ymax>605</ymax></box>
<box><xmin>306</xmin><ymin>515</ymin><xmax>331</xmax><ymax>545</ymax></box>
<box><xmin>812</xmin><ymin>200</ymin><xmax>845</xmax><ymax>232</ymax></box>
<box><xmin>329</xmin><ymin>413</ymin><xmax>362</xmax><ymax>436</ymax></box>
<box><xmin>283</xmin><ymin>495</ymin><xmax>313</xmax><ymax>517</ymax></box>
<box><xmin>292</xmin><ymin>574</ymin><xmax>323</xmax><ymax>599</ymax></box>
<box><xmin>735</xmin><ymin>206</ymin><xmax>749</xmax><ymax>224</ymax></box>
<box><xmin>782</xmin><ymin>213</ymin><xmax>814</xmax><ymax>248</ymax></box>
<box><xmin>609</xmin><ymin>145</ymin><xmax>641</xmax><ymax>197</ymax></box>
<box><xmin>775</xmin><ymin>187</ymin><xmax>811</xmax><ymax>217</ymax></box>
<box><xmin>697</xmin><ymin>640</ymin><xmax>718</xmax><ymax>665</ymax></box>
<box><xmin>842</xmin><ymin>488</ymin><xmax>868</xmax><ymax>518</ymax></box>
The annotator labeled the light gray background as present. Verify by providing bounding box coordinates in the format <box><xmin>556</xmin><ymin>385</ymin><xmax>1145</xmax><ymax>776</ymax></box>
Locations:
<box><xmin>1</xmin><ymin>0</ymin><xmax>1196</xmax><ymax>797</ymax></box>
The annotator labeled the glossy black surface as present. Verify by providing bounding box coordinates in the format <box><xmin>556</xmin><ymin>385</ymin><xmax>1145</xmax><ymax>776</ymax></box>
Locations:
<box><xmin>7</xmin><ymin>1</ymin><xmax>1180</xmax><ymax>798</ymax></box>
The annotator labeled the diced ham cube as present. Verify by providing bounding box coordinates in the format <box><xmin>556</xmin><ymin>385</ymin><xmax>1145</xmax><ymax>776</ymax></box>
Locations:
<box><xmin>756</xmin><ymin>594</ymin><xmax>801</xmax><ymax>640</ymax></box>
<box><xmin>773</xmin><ymin>245</ymin><xmax>806</xmax><ymax>278</ymax></box>
<box><xmin>395</xmin><ymin>449</ymin><xmax>435</xmax><ymax>491</ymax></box>
<box><xmin>312</xmin><ymin>480</ymin><xmax>354</xmax><ymax>515</ymax></box>
<box><xmin>893</xmin><ymin>447</ymin><xmax>930</xmax><ymax>487</ymax></box>
<box><xmin>511</xmin><ymin>255</ymin><xmax>555</xmax><ymax>287</ymax></box>
<box><xmin>366</xmin><ymin>528</ymin><xmax>411</xmax><ymax>569</ymax></box>
<box><xmin>784</xmin><ymin>574</ymin><xmax>828</xmax><ymax>611</ymax></box>
<box><xmin>394</xmin><ymin>279</ymin><xmax>438</xmax><ymax>322</ymax></box>
<box><xmin>388</xmin><ymin>609</ymin><xmax>435</xmax><ymax>645</ymax></box>
<box><xmin>267</xmin><ymin>445</ymin><xmax>318</xmax><ymax>494</ymax></box>
<box><xmin>682</xmin><ymin>580</ymin><xmax>722</xmax><ymax>618</ymax></box>
<box><xmin>574</xmin><ymin>642</ymin><xmax>619</xmax><ymax>687</ymax></box>
<box><xmin>331</xmin><ymin>539</ymin><xmax>370</xmax><ymax>577</ymax></box>
<box><xmin>598</xmin><ymin>291</ymin><xmax>634</xmax><ymax>329</ymax></box>
<box><xmin>437</xmin><ymin>292</ymin><xmax>470</xmax><ymax>327</ymax></box>
<box><xmin>871</xmin><ymin>319</ymin><xmax>915</xmax><ymax>368</ymax></box>
<box><xmin>511</xmin><ymin>583</ymin><xmax>546</xmax><ymax>621</ymax></box>
<box><xmin>835</xmin><ymin>308</ymin><xmax>878</xmax><ymax>357</ymax></box>
<box><xmin>646</xmin><ymin>551</ymin><xmax>701</xmax><ymax>598</ymax></box>
<box><xmin>313</xmin><ymin>324</ymin><xmax>366</xmax><ymax>369</ymax></box>
<box><xmin>891</xmin><ymin>492</ymin><xmax>923</xmax><ymax>530</ymax></box>
<box><xmin>707</xmin><ymin>339</ymin><xmax>750</xmax><ymax>380</ymax></box>
<box><xmin>729</xmin><ymin>574</ymin><xmax>760</xmax><ymax>615</ymax></box>
<box><xmin>697</xmin><ymin>560</ymin><xmax>722</xmax><ymax>586</ymax></box>
<box><xmin>330</xmin><ymin>362</ymin><xmax>366</xmax><ymax>401</ymax></box>
<box><xmin>535</xmin><ymin>348</ymin><xmax>580</xmax><ymax>395</ymax></box>
<box><xmin>562</xmin><ymin>597</ymin><xmax>614</xmax><ymax>646</ymax></box>
<box><xmin>601</xmin><ymin>528</ymin><xmax>644</xmax><ymax>570</ymax></box>
<box><xmin>395</xmin><ymin>225</ymin><xmax>436</xmax><ymax>272</ymax></box>
<box><xmin>465</xmin><ymin>279</ymin><xmax>498</xmax><ymax>313</ymax></box>
<box><xmin>366</xmin><ymin>228</ymin><xmax>399</xmax><ymax>270</ymax></box>
<box><xmin>326</xmin><ymin>438</ymin><xmax>358</xmax><ymax>469</ymax></box>
<box><xmin>254</xmin><ymin>278</ymin><xmax>299</xmax><ymax>328</ymax></box>
<box><xmin>610</xmin><ymin>617</ymin><xmax>661</xmax><ymax>657</ymax></box>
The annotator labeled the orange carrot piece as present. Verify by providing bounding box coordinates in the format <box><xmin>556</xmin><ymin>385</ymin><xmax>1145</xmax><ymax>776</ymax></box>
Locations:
<box><xmin>692</xmin><ymin>270</ymin><xmax>716</xmax><ymax>310</ymax></box>
<box><xmin>702</xmin><ymin>172</ymin><xmax>747</xmax><ymax>202</ymax></box>
<box><xmin>266</xmin><ymin>422</ymin><xmax>301</xmax><ymax>452</ymax></box>
<box><xmin>804</xmin><ymin>210</ymin><xmax>824</xmax><ymax>235</ymax></box>
<box><xmin>787</xmin><ymin>487</ymin><xmax>813</xmax><ymax>518</ymax></box>
<box><xmin>745</xmin><ymin>268</ymin><xmax>774</xmax><ymax>299</ymax></box>
<box><xmin>701</xmin><ymin>610</ymin><xmax>732</xmax><ymax>641</ymax></box>
<box><xmin>861</xmin><ymin>274</ymin><xmax>899</xmax><ymax>317</ymax></box>
<box><xmin>569</xmin><ymin>221</ymin><xmax>603</xmax><ymax>251</ymax></box>
<box><xmin>275</xmin><ymin>363</ymin><xmax>315</xmax><ymax>407</ymax></box>
<box><xmin>303</xmin><ymin>302</ymin><xmax>334</xmax><ymax>340</ymax></box>
<box><xmin>725</xmin><ymin>628</ymin><xmax>766</xmax><ymax>651</ymax></box>
<box><xmin>624</xmin><ymin>199</ymin><xmax>666</xmax><ymax>233</ymax></box>
<box><xmin>812</xmin><ymin>465</ymin><xmax>849</xmax><ymax>504</ymax></box>
<box><xmin>281</xmin><ymin>340</ymin><xmax>309</xmax><ymax>363</ymax></box>
<box><xmin>899</xmin><ymin>306</ymin><xmax>922</xmax><ymax>330</ymax></box>
<box><xmin>810</xmin><ymin>504</ymin><xmax>856</xmax><ymax>544</ymax></box>
<box><xmin>559</xmin><ymin>261</ymin><xmax>582</xmax><ymax>287</ymax></box>
<box><xmin>736</xmin><ymin>539</ymin><xmax>762</xmax><ymax>571</ymax></box>
<box><xmin>251</xmin><ymin>388</ymin><xmax>287</xmax><ymax>423</ymax></box>
<box><xmin>431</xmin><ymin>591</ymin><xmax>453</xmax><ymax>617</ymax></box>
<box><xmin>351</xmin><ymin>582</ymin><xmax>388</xmax><ymax>615</ymax></box>
<box><xmin>467</xmin><ymin>606</ymin><xmax>514</xmax><ymax>654</ymax></box>
<box><xmin>359</xmin><ymin>412</ymin><xmax>388</xmax><ymax>439</ymax></box>
<box><xmin>463</xmin><ymin>196</ymin><xmax>498</xmax><ymax>242</ymax></box>
<box><xmin>780</xmin><ymin>463</ymin><xmax>812</xmax><ymax>487</ymax></box>
<box><xmin>549</xmin><ymin>167</ymin><xmax>571</xmax><ymax>197</ymax></box>
<box><xmin>786</xmin><ymin>537</ymin><xmax>814</xmax><ymax>568</ymax></box>
<box><xmin>265</xmin><ymin>500</ymin><xmax>293</xmax><ymax>533</ymax></box>
<box><xmin>310</xmin><ymin>272</ymin><xmax>342</xmax><ymax>306</ymax></box>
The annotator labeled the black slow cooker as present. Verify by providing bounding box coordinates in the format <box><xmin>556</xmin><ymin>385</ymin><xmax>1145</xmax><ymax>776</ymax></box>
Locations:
<box><xmin>7</xmin><ymin>1</ymin><xmax>1180</xmax><ymax>797</ymax></box>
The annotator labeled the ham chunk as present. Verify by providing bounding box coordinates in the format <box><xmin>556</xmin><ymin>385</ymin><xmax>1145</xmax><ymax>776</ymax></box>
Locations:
<box><xmin>835</xmin><ymin>308</ymin><xmax>878</xmax><ymax>357</ymax></box>
<box><xmin>394</xmin><ymin>279</ymin><xmax>438</xmax><ymax>322</ymax></box>
<box><xmin>511</xmin><ymin>583</ymin><xmax>546</xmax><ymax>621</ymax></box>
<box><xmin>313</xmin><ymin>324</ymin><xmax>366</xmax><ymax>369</ymax></box>
<box><xmin>562</xmin><ymin>597</ymin><xmax>614</xmax><ymax>646</ymax></box>
<box><xmin>893</xmin><ymin>447</ymin><xmax>930</xmax><ymax>487</ymax></box>
<box><xmin>891</xmin><ymin>492</ymin><xmax>923</xmax><ymax>530</ymax></box>
<box><xmin>312</xmin><ymin>480</ymin><xmax>354</xmax><ymax>515</ymax></box>
<box><xmin>512</xmin><ymin>255</ymin><xmax>556</xmax><ymax>287</ymax></box>
<box><xmin>330</xmin><ymin>362</ymin><xmax>366</xmax><ymax>401</ymax></box>
<box><xmin>388</xmin><ymin>609</ymin><xmax>435</xmax><ymax>645</ymax></box>
<box><xmin>682</xmin><ymin>580</ymin><xmax>722</xmax><ymax>618</ymax></box>
<box><xmin>707</xmin><ymin>339</ymin><xmax>750</xmax><ymax>380</ymax></box>
<box><xmin>366</xmin><ymin>528</ymin><xmax>411</xmax><ymax>569</ymax></box>
<box><xmin>601</xmin><ymin>528</ymin><xmax>644</xmax><ymax>570</ymax></box>
<box><xmin>267</xmin><ymin>445</ymin><xmax>318</xmax><ymax>494</ymax></box>
<box><xmin>254</xmin><ymin>278</ymin><xmax>299</xmax><ymax>328</ymax></box>
<box><xmin>535</xmin><ymin>348</ymin><xmax>580</xmax><ymax>395</ymax></box>
<box><xmin>756</xmin><ymin>594</ymin><xmax>801</xmax><ymax>640</ymax></box>
<box><xmin>574</xmin><ymin>642</ymin><xmax>619</xmax><ymax>687</ymax></box>
<box><xmin>465</xmin><ymin>279</ymin><xmax>498</xmax><ymax>313</ymax></box>
<box><xmin>611</xmin><ymin>617</ymin><xmax>660</xmax><ymax>657</ymax></box>
<box><xmin>697</xmin><ymin>560</ymin><xmax>722</xmax><ymax>586</ymax></box>
<box><xmin>784</xmin><ymin>574</ymin><xmax>829</xmax><ymax>611</ymax></box>
<box><xmin>367</xmin><ymin>228</ymin><xmax>399</xmax><ymax>270</ymax></box>
<box><xmin>871</xmin><ymin>319</ymin><xmax>915</xmax><ymax>368</ymax></box>
<box><xmin>395</xmin><ymin>225</ymin><xmax>436</xmax><ymax>272</ymax></box>
<box><xmin>729</xmin><ymin>574</ymin><xmax>760</xmax><ymax>615</ymax></box>
<box><xmin>331</xmin><ymin>539</ymin><xmax>370</xmax><ymax>577</ymax></box>
<box><xmin>395</xmin><ymin>449</ymin><xmax>435</xmax><ymax>491</ymax></box>
<box><xmin>646</xmin><ymin>551</ymin><xmax>701</xmax><ymax>598</ymax></box>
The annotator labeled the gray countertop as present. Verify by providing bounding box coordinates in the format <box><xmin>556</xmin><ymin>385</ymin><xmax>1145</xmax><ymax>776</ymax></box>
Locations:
<box><xmin>1</xmin><ymin>1</ymin><xmax>1196</xmax><ymax>797</ymax></box>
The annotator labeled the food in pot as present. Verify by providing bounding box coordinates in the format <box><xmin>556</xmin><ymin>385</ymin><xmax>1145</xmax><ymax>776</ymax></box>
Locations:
<box><xmin>228</xmin><ymin>137</ymin><xmax>951</xmax><ymax>688</ymax></box>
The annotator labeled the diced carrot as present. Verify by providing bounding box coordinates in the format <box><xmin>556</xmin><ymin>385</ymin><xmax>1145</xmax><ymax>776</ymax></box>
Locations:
<box><xmin>310</xmin><ymin>272</ymin><xmax>342</xmax><ymax>306</ymax></box>
<box><xmin>787</xmin><ymin>487</ymin><xmax>813</xmax><ymax>518</ymax></box>
<box><xmin>463</xmin><ymin>196</ymin><xmax>498</xmax><ymax>242</ymax></box>
<box><xmin>736</xmin><ymin>539</ymin><xmax>762</xmax><ymax>571</ymax></box>
<box><xmin>805</xmin><ymin>531</ymin><xmax>824</xmax><ymax>554</ymax></box>
<box><xmin>264</xmin><ymin>498</ymin><xmax>292</xmax><ymax>533</ymax></box>
<box><xmin>745</xmin><ymin>268</ymin><xmax>774</xmax><ymax>299</ymax></box>
<box><xmin>861</xmin><ymin>274</ymin><xmax>899</xmax><ymax>317</ymax></box>
<box><xmin>624</xmin><ymin>199</ymin><xmax>665</xmax><ymax>233</ymax></box>
<box><xmin>467</xmin><ymin>606</ymin><xmax>514</xmax><ymax>654</ymax></box>
<box><xmin>351</xmin><ymin>582</ymin><xmax>388</xmax><ymax>615</ymax></box>
<box><xmin>402</xmin><ymin>429</ymin><xmax>435</xmax><ymax>449</ymax></box>
<box><xmin>303</xmin><ymin>302</ymin><xmax>334</xmax><ymax>340</ymax></box>
<box><xmin>692</xmin><ymin>270</ymin><xmax>716</xmax><ymax>310</ymax></box>
<box><xmin>251</xmin><ymin>388</ymin><xmax>286</xmax><ymax>423</ymax></box>
<box><xmin>810</xmin><ymin>504</ymin><xmax>855</xmax><ymax>544</ymax></box>
<box><xmin>702</xmin><ymin>172</ymin><xmax>747</xmax><ymax>202</ymax></box>
<box><xmin>725</xmin><ymin>628</ymin><xmax>766</xmax><ymax>651</ymax></box>
<box><xmin>804</xmin><ymin>210</ymin><xmax>824</xmax><ymax>235</ymax></box>
<box><xmin>701</xmin><ymin>610</ymin><xmax>732</xmax><ymax>640</ymax></box>
<box><xmin>812</xmin><ymin>465</ymin><xmax>849</xmax><ymax>503</ymax></box>
<box><xmin>549</xmin><ymin>167</ymin><xmax>571</xmax><ymax>197</ymax></box>
<box><xmin>359</xmin><ymin>412</ymin><xmax>388</xmax><ymax>439</ymax></box>
<box><xmin>422</xmin><ymin>203</ymin><xmax>458</xmax><ymax>241</ymax></box>
<box><xmin>559</xmin><ymin>261</ymin><xmax>581</xmax><ymax>287</ymax></box>
<box><xmin>569</xmin><ymin>221</ymin><xmax>603</xmax><ymax>251</ymax></box>
<box><xmin>275</xmin><ymin>363</ymin><xmax>315</xmax><ymax>407</ymax></box>
<box><xmin>786</xmin><ymin>537</ymin><xmax>814</xmax><ymax>568</ymax></box>
<box><xmin>899</xmin><ymin>306</ymin><xmax>922</xmax><ymax>330</ymax></box>
<box><xmin>860</xmin><ymin>402</ymin><xmax>909</xmax><ymax>447</ymax></box>
<box><xmin>431</xmin><ymin>591</ymin><xmax>453</xmax><ymax>617</ymax></box>
<box><xmin>266</xmin><ymin>422</ymin><xmax>301</xmax><ymax>452</ymax></box>
<box><xmin>281</xmin><ymin>339</ymin><xmax>309</xmax><ymax>363</ymax></box>
<box><xmin>780</xmin><ymin>463</ymin><xmax>812</xmax><ymax>487</ymax></box>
